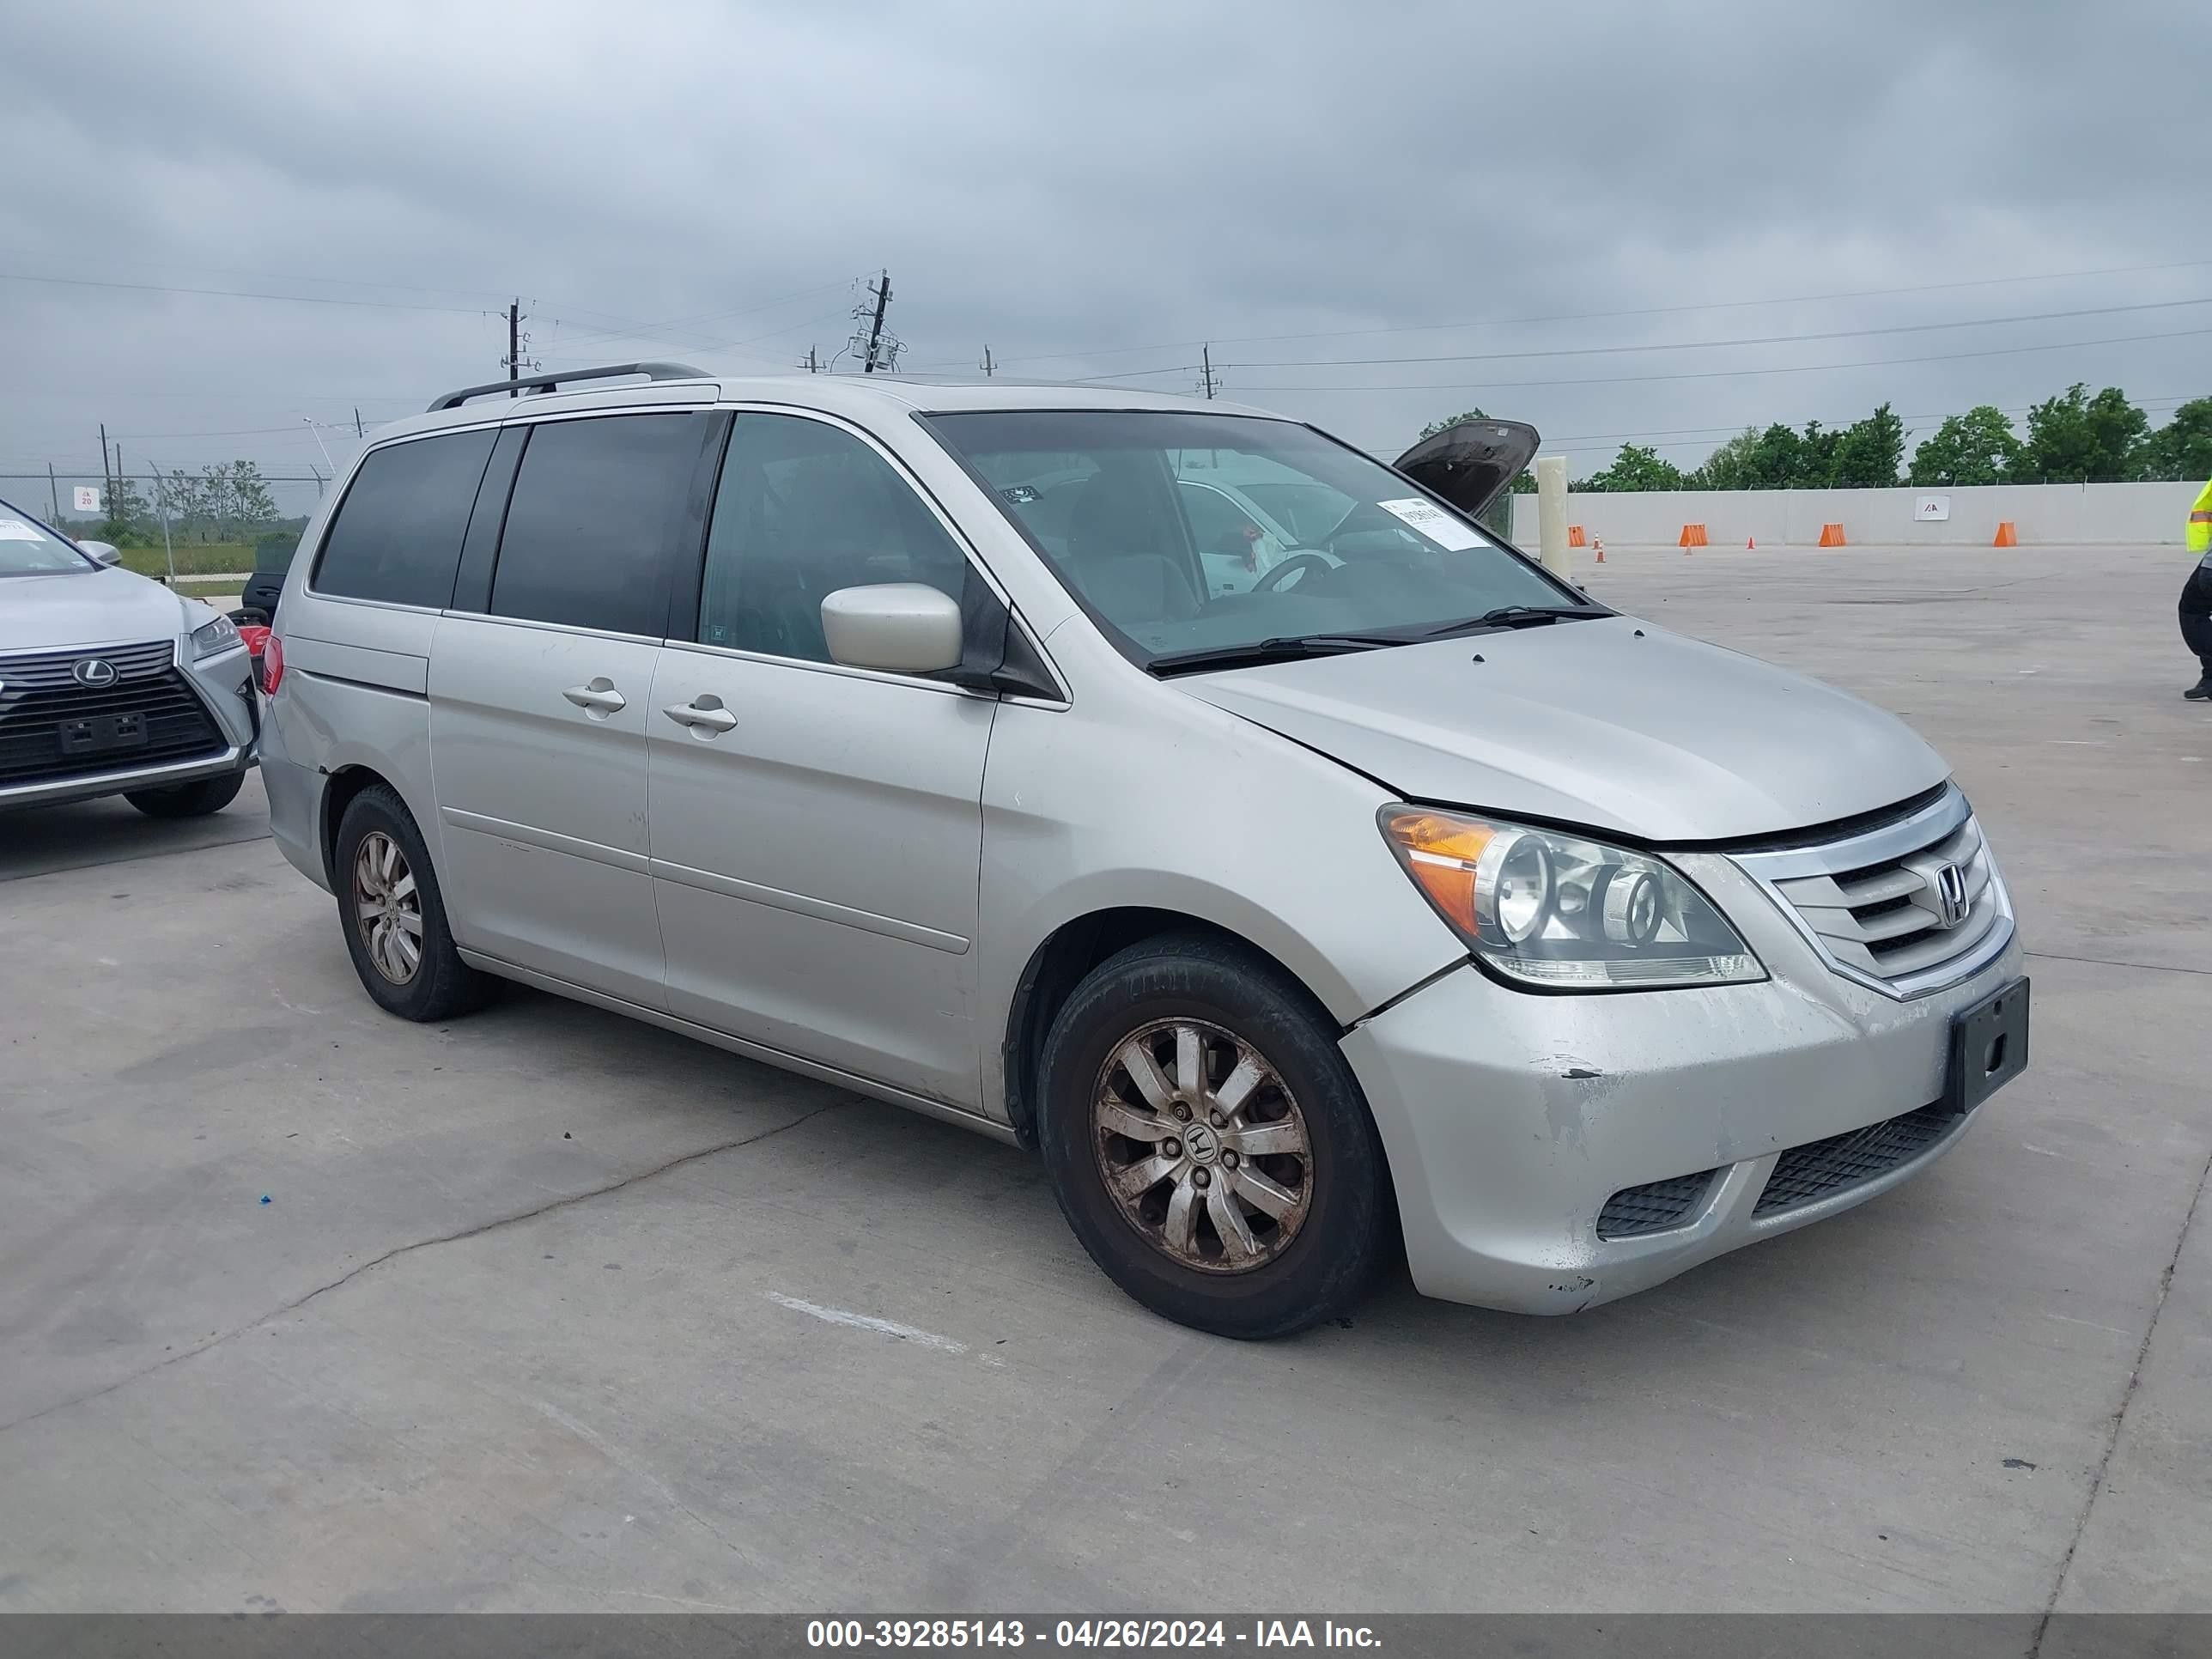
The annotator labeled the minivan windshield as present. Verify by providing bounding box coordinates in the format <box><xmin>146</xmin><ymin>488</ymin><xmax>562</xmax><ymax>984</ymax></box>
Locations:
<box><xmin>925</xmin><ymin>410</ymin><xmax>1582</xmax><ymax>672</ymax></box>
<box><xmin>0</xmin><ymin>500</ymin><xmax>97</xmax><ymax>576</ymax></box>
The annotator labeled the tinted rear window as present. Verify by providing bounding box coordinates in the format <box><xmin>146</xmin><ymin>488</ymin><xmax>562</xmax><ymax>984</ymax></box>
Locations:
<box><xmin>489</xmin><ymin>414</ymin><xmax>706</xmax><ymax>636</ymax></box>
<box><xmin>313</xmin><ymin>429</ymin><xmax>497</xmax><ymax>607</ymax></box>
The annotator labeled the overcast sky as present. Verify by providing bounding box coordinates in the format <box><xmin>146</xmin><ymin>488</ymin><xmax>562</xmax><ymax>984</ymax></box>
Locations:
<box><xmin>4</xmin><ymin>0</ymin><xmax>2208</xmax><ymax>516</ymax></box>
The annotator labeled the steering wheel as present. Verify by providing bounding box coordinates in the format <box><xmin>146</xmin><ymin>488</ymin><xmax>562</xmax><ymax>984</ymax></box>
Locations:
<box><xmin>1252</xmin><ymin>552</ymin><xmax>1335</xmax><ymax>592</ymax></box>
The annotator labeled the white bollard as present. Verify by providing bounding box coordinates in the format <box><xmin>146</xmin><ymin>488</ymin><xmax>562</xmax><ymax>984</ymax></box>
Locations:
<box><xmin>1534</xmin><ymin>455</ymin><xmax>1571</xmax><ymax>580</ymax></box>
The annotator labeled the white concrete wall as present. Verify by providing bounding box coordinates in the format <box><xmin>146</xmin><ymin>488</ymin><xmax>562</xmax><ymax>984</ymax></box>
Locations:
<box><xmin>1509</xmin><ymin>480</ymin><xmax>2201</xmax><ymax>547</ymax></box>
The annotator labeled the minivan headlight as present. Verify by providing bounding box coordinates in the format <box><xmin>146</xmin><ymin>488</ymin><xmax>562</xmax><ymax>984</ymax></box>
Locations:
<box><xmin>1379</xmin><ymin>806</ymin><xmax>1764</xmax><ymax>990</ymax></box>
<box><xmin>190</xmin><ymin>613</ymin><xmax>240</xmax><ymax>658</ymax></box>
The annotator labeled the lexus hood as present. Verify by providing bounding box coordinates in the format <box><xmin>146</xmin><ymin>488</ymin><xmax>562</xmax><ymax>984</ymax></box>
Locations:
<box><xmin>0</xmin><ymin>567</ymin><xmax>200</xmax><ymax>655</ymax></box>
<box><xmin>1181</xmin><ymin>617</ymin><xmax>1948</xmax><ymax>842</ymax></box>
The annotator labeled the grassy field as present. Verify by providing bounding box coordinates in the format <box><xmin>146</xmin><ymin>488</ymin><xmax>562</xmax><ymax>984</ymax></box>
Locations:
<box><xmin>116</xmin><ymin>542</ymin><xmax>257</xmax><ymax>577</ymax></box>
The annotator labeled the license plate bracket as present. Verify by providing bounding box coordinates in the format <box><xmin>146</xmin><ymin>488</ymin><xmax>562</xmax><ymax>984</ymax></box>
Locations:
<box><xmin>1946</xmin><ymin>976</ymin><xmax>2029</xmax><ymax>1115</ymax></box>
<box><xmin>58</xmin><ymin>712</ymin><xmax>149</xmax><ymax>757</ymax></box>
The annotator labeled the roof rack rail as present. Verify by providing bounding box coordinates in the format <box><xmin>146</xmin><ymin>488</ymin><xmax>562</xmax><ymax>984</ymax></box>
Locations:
<box><xmin>427</xmin><ymin>362</ymin><xmax>711</xmax><ymax>412</ymax></box>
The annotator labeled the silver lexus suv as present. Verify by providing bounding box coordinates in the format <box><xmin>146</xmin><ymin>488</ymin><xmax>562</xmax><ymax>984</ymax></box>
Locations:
<box><xmin>260</xmin><ymin>364</ymin><xmax>2027</xmax><ymax>1338</ymax></box>
<box><xmin>0</xmin><ymin>497</ymin><xmax>257</xmax><ymax>819</ymax></box>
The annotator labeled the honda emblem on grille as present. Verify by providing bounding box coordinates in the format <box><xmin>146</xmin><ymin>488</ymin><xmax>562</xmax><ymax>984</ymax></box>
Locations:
<box><xmin>71</xmin><ymin>658</ymin><xmax>119</xmax><ymax>688</ymax></box>
<box><xmin>1932</xmin><ymin>860</ymin><xmax>1971</xmax><ymax>927</ymax></box>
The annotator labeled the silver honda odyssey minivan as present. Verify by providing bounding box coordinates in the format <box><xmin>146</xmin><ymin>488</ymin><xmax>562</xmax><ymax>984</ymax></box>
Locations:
<box><xmin>261</xmin><ymin>363</ymin><xmax>2027</xmax><ymax>1338</ymax></box>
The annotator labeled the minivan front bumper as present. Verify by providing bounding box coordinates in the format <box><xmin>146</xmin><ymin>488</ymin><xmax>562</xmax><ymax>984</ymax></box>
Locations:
<box><xmin>1340</xmin><ymin>850</ymin><xmax>2025</xmax><ymax>1314</ymax></box>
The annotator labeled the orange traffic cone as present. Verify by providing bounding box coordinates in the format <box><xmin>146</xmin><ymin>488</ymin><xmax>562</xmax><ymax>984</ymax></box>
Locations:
<box><xmin>1747</xmin><ymin>535</ymin><xmax>1756</xmax><ymax>549</ymax></box>
<box><xmin>1567</xmin><ymin>525</ymin><xmax>1586</xmax><ymax>547</ymax></box>
<box><xmin>1817</xmin><ymin>522</ymin><xmax>1846</xmax><ymax>547</ymax></box>
<box><xmin>1593</xmin><ymin>538</ymin><xmax>1607</xmax><ymax>563</ymax></box>
<box><xmin>1993</xmin><ymin>520</ymin><xmax>2018</xmax><ymax>547</ymax></box>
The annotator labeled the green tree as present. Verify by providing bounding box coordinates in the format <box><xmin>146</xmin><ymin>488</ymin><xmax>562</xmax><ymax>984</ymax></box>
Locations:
<box><xmin>2012</xmin><ymin>383</ymin><xmax>2148</xmax><ymax>483</ymax></box>
<box><xmin>1831</xmin><ymin>402</ymin><xmax>1905</xmax><ymax>488</ymax></box>
<box><xmin>1686</xmin><ymin>428</ymin><xmax>1762</xmax><ymax>489</ymax></box>
<box><xmin>98</xmin><ymin>476</ymin><xmax>148</xmax><ymax>543</ymax></box>
<box><xmin>1418</xmin><ymin>406</ymin><xmax>1488</xmax><ymax>441</ymax></box>
<box><xmin>2133</xmin><ymin>397</ymin><xmax>2212</xmax><ymax>482</ymax></box>
<box><xmin>1577</xmin><ymin>443</ymin><xmax>1685</xmax><ymax>493</ymax></box>
<box><xmin>1737</xmin><ymin>422</ymin><xmax>1809</xmax><ymax>488</ymax></box>
<box><xmin>1908</xmin><ymin>405</ymin><xmax>2021</xmax><ymax>486</ymax></box>
<box><xmin>228</xmin><ymin>461</ymin><xmax>278</xmax><ymax>533</ymax></box>
<box><xmin>1792</xmin><ymin>420</ymin><xmax>1842</xmax><ymax>488</ymax></box>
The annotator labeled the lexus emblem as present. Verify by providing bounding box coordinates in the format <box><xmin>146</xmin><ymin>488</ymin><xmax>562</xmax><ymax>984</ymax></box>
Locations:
<box><xmin>71</xmin><ymin>658</ymin><xmax>119</xmax><ymax>688</ymax></box>
<box><xmin>1932</xmin><ymin>861</ymin><xmax>1971</xmax><ymax>928</ymax></box>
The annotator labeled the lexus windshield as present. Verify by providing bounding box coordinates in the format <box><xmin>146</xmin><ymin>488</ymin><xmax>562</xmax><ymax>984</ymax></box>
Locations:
<box><xmin>925</xmin><ymin>410</ymin><xmax>1580</xmax><ymax>672</ymax></box>
<box><xmin>0</xmin><ymin>500</ymin><xmax>98</xmax><ymax>576</ymax></box>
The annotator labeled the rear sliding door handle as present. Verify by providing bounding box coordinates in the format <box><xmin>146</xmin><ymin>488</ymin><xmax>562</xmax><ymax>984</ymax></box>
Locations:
<box><xmin>562</xmin><ymin>678</ymin><xmax>627</xmax><ymax>714</ymax></box>
<box><xmin>663</xmin><ymin>697</ymin><xmax>738</xmax><ymax>734</ymax></box>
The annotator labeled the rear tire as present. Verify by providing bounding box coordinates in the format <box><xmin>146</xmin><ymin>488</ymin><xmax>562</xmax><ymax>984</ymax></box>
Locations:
<box><xmin>332</xmin><ymin>784</ymin><xmax>490</xmax><ymax>1022</ymax></box>
<box><xmin>1037</xmin><ymin>933</ymin><xmax>1388</xmax><ymax>1340</ymax></box>
<box><xmin>125</xmin><ymin>771</ymin><xmax>245</xmax><ymax>818</ymax></box>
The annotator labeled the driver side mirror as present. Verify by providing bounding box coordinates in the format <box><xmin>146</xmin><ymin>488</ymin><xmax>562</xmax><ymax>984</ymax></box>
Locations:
<box><xmin>79</xmin><ymin>540</ymin><xmax>124</xmax><ymax>567</ymax></box>
<box><xmin>821</xmin><ymin>583</ymin><xmax>965</xmax><ymax>675</ymax></box>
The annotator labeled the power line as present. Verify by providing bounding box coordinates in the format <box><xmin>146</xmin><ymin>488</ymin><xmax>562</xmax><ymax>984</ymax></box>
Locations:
<box><xmin>1218</xmin><ymin>295</ymin><xmax>2212</xmax><ymax>372</ymax></box>
<box><xmin>544</xmin><ymin>275</ymin><xmax>860</xmax><ymax>353</ymax></box>
<box><xmin>1228</xmin><ymin>323</ymin><xmax>2212</xmax><ymax>394</ymax></box>
<box><xmin>1052</xmin><ymin>295</ymin><xmax>2212</xmax><ymax>387</ymax></box>
<box><xmin>0</xmin><ymin>270</ymin><xmax>490</xmax><ymax>316</ymax></box>
<box><xmin>898</xmin><ymin>255</ymin><xmax>2212</xmax><ymax>371</ymax></box>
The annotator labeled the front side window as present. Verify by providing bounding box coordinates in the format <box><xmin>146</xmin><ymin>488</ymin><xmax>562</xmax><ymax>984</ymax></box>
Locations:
<box><xmin>695</xmin><ymin>413</ymin><xmax>969</xmax><ymax>663</ymax></box>
<box><xmin>0</xmin><ymin>501</ymin><xmax>96</xmax><ymax>576</ymax></box>
<box><xmin>490</xmin><ymin>414</ymin><xmax>708</xmax><ymax>636</ymax></box>
<box><xmin>313</xmin><ymin>429</ymin><xmax>497</xmax><ymax>607</ymax></box>
<box><xmin>926</xmin><ymin>410</ymin><xmax>1574</xmax><ymax>670</ymax></box>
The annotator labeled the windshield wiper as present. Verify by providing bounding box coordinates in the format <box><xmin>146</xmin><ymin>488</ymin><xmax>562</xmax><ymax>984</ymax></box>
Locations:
<box><xmin>1146</xmin><ymin>635</ymin><xmax>1398</xmax><ymax>678</ymax></box>
<box><xmin>1419</xmin><ymin>603</ymin><xmax>1611</xmax><ymax>639</ymax></box>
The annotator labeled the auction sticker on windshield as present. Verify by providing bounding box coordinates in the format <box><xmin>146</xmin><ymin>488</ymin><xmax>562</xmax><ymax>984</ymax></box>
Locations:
<box><xmin>0</xmin><ymin>519</ymin><xmax>49</xmax><ymax>541</ymax></box>
<box><xmin>1376</xmin><ymin>496</ymin><xmax>1482</xmax><ymax>550</ymax></box>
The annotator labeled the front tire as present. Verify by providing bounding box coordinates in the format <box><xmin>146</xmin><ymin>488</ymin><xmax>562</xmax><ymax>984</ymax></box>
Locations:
<box><xmin>125</xmin><ymin>771</ymin><xmax>245</xmax><ymax>818</ymax></box>
<box><xmin>1037</xmin><ymin>933</ymin><xmax>1389</xmax><ymax>1339</ymax></box>
<box><xmin>332</xmin><ymin>784</ymin><xmax>490</xmax><ymax>1022</ymax></box>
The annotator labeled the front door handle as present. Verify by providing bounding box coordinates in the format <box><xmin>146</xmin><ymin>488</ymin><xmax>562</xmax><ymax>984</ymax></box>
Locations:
<box><xmin>562</xmin><ymin>678</ymin><xmax>627</xmax><ymax>714</ymax></box>
<box><xmin>663</xmin><ymin>696</ymin><xmax>738</xmax><ymax>734</ymax></box>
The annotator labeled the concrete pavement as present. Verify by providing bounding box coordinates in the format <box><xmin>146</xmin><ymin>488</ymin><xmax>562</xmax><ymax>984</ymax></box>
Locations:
<box><xmin>0</xmin><ymin>542</ymin><xmax>2204</xmax><ymax>1613</ymax></box>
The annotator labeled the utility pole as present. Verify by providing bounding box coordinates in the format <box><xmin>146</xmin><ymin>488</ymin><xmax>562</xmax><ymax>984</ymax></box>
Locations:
<box><xmin>503</xmin><ymin>301</ymin><xmax>538</xmax><ymax>395</ymax></box>
<box><xmin>799</xmin><ymin>345</ymin><xmax>820</xmax><ymax>374</ymax></box>
<box><xmin>98</xmin><ymin>423</ymin><xmax>112</xmax><ymax>510</ymax></box>
<box><xmin>354</xmin><ymin>407</ymin><xmax>364</xmax><ymax>438</ymax></box>
<box><xmin>861</xmin><ymin>270</ymin><xmax>892</xmax><ymax>373</ymax></box>
<box><xmin>1198</xmin><ymin>345</ymin><xmax>1219</xmax><ymax>400</ymax></box>
<box><xmin>47</xmin><ymin>462</ymin><xmax>60</xmax><ymax>522</ymax></box>
<box><xmin>146</xmin><ymin>454</ymin><xmax>178</xmax><ymax>588</ymax></box>
<box><xmin>979</xmin><ymin>344</ymin><xmax>996</xmax><ymax>378</ymax></box>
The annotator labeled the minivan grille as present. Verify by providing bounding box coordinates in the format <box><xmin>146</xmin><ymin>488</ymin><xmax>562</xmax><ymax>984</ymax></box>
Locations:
<box><xmin>1732</xmin><ymin>788</ymin><xmax>2009</xmax><ymax>996</ymax></box>
<box><xmin>1596</xmin><ymin>1170</ymin><xmax>1717</xmax><ymax>1238</ymax></box>
<box><xmin>1753</xmin><ymin>1103</ymin><xmax>1958</xmax><ymax>1215</ymax></box>
<box><xmin>0</xmin><ymin>641</ymin><xmax>225</xmax><ymax>787</ymax></box>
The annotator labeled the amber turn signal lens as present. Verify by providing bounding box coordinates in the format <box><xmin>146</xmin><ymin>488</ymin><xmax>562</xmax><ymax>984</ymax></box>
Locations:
<box><xmin>1380</xmin><ymin>810</ymin><xmax>1498</xmax><ymax>937</ymax></box>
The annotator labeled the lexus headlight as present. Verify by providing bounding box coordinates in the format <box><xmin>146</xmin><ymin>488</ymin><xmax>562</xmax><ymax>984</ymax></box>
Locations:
<box><xmin>1379</xmin><ymin>806</ymin><xmax>1764</xmax><ymax>990</ymax></box>
<box><xmin>190</xmin><ymin>613</ymin><xmax>240</xmax><ymax>658</ymax></box>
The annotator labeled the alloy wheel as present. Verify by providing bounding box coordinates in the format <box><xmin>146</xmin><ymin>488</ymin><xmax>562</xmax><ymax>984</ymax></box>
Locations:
<box><xmin>1091</xmin><ymin>1018</ymin><xmax>1313</xmax><ymax>1273</ymax></box>
<box><xmin>352</xmin><ymin>830</ymin><xmax>424</xmax><ymax>985</ymax></box>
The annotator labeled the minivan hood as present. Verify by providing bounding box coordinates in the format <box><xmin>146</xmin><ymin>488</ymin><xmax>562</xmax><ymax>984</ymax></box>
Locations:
<box><xmin>0</xmin><ymin>567</ymin><xmax>191</xmax><ymax>655</ymax></box>
<box><xmin>1180</xmin><ymin>617</ymin><xmax>1948</xmax><ymax>842</ymax></box>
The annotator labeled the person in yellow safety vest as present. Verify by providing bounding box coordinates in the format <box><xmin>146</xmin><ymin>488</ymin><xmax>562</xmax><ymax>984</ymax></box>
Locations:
<box><xmin>2184</xmin><ymin>475</ymin><xmax>2212</xmax><ymax>701</ymax></box>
